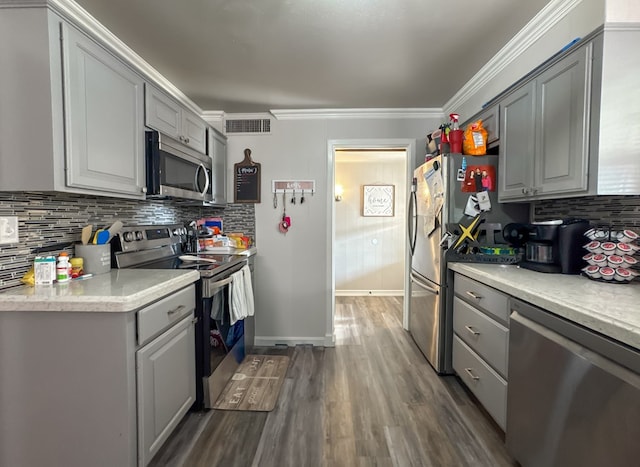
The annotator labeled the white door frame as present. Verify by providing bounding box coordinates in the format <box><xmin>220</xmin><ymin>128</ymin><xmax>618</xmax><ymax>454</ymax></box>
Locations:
<box><xmin>326</xmin><ymin>139</ymin><xmax>416</xmax><ymax>345</ymax></box>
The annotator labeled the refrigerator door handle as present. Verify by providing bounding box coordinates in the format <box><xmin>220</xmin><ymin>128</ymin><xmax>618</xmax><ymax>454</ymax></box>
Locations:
<box><xmin>410</xmin><ymin>272</ymin><xmax>439</xmax><ymax>295</ymax></box>
<box><xmin>408</xmin><ymin>190</ymin><xmax>417</xmax><ymax>255</ymax></box>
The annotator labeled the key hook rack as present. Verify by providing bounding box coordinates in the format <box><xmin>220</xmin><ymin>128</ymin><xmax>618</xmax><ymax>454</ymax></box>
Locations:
<box><xmin>272</xmin><ymin>180</ymin><xmax>316</xmax><ymax>208</ymax></box>
<box><xmin>271</xmin><ymin>180</ymin><xmax>315</xmax><ymax>194</ymax></box>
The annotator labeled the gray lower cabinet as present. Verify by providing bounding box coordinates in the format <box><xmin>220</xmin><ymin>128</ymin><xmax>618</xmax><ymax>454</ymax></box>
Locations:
<box><xmin>145</xmin><ymin>83</ymin><xmax>207</xmax><ymax>155</ymax></box>
<box><xmin>499</xmin><ymin>39</ymin><xmax>593</xmax><ymax>202</ymax></box>
<box><xmin>452</xmin><ymin>272</ymin><xmax>509</xmax><ymax>429</ymax></box>
<box><xmin>207</xmin><ymin>127</ymin><xmax>228</xmax><ymax>206</ymax></box>
<box><xmin>137</xmin><ymin>313</ymin><xmax>196</xmax><ymax>466</ymax></box>
<box><xmin>0</xmin><ymin>7</ymin><xmax>146</xmax><ymax>199</ymax></box>
<box><xmin>0</xmin><ymin>284</ymin><xmax>196</xmax><ymax>467</ymax></box>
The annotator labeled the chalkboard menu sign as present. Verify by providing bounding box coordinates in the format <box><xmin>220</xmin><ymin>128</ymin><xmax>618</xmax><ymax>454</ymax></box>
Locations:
<box><xmin>234</xmin><ymin>148</ymin><xmax>261</xmax><ymax>203</ymax></box>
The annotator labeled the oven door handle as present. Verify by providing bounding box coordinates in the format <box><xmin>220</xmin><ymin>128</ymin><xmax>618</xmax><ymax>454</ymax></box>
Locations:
<box><xmin>208</xmin><ymin>276</ymin><xmax>233</xmax><ymax>289</ymax></box>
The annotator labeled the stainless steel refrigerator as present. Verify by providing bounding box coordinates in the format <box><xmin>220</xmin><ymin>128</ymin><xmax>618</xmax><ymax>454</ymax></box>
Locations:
<box><xmin>407</xmin><ymin>153</ymin><xmax>528</xmax><ymax>374</ymax></box>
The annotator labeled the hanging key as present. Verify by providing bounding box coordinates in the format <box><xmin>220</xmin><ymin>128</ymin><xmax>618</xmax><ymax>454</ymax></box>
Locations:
<box><xmin>273</xmin><ymin>192</ymin><xmax>278</xmax><ymax>209</ymax></box>
<box><xmin>300</xmin><ymin>189</ymin><xmax>305</xmax><ymax>204</ymax></box>
<box><xmin>291</xmin><ymin>189</ymin><xmax>296</xmax><ymax>205</ymax></box>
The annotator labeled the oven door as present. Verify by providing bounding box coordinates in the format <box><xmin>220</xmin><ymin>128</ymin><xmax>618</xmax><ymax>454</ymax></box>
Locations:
<box><xmin>146</xmin><ymin>130</ymin><xmax>212</xmax><ymax>202</ymax></box>
<box><xmin>198</xmin><ymin>262</ymin><xmax>248</xmax><ymax>408</ymax></box>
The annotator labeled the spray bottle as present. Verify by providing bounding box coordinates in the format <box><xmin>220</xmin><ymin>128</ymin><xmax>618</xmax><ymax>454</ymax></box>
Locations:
<box><xmin>449</xmin><ymin>113</ymin><xmax>463</xmax><ymax>153</ymax></box>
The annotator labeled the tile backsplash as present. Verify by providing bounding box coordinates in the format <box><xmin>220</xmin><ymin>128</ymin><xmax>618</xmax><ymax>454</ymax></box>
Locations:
<box><xmin>0</xmin><ymin>192</ymin><xmax>255</xmax><ymax>290</ymax></box>
<box><xmin>534</xmin><ymin>195</ymin><xmax>640</xmax><ymax>228</ymax></box>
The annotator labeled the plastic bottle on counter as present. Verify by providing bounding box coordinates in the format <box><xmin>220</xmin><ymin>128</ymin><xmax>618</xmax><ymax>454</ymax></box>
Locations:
<box><xmin>56</xmin><ymin>252</ymin><xmax>71</xmax><ymax>283</ymax></box>
<box><xmin>70</xmin><ymin>257</ymin><xmax>83</xmax><ymax>278</ymax></box>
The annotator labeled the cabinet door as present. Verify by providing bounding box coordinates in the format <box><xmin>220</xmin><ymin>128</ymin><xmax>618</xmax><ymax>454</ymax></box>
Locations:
<box><xmin>535</xmin><ymin>43</ymin><xmax>591</xmax><ymax>196</ymax></box>
<box><xmin>145</xmin><ymin>83</ymin><xmax>181</xmax><ymax>139</ymax></box>
<box><xmin>62</xmin><ymin>24</ymin><xmax>145</xmax><ymax>198</ymax></box>
<box><xmin>137</xmin><ymin>313</ymin><xmax>196</xmax><ymax>467</ymax></box>
<box><xmin>208</xmin><ymin>128</ymin><xmax>228</xmax><ymax>205</ymax></box>
<box><xmin>182</xmin><ymin>110</ymin><xmax>207</xmax><ymax>154</ymax></box>
<box><xmin>499</xmin><ymin>82</ymin><xmax>536</xmax><ymax>201</ymax></box>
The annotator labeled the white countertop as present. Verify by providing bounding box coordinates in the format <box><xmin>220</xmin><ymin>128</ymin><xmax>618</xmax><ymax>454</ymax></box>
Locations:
<box><xmin>449</xmin><ymin>263</ymin><xmax>640</xmax><ymax>350</ymax></box>
<box><xmin>0</xmin><ymin>269</ymin><xmax>200</xmax><ymax>313</ymax></box>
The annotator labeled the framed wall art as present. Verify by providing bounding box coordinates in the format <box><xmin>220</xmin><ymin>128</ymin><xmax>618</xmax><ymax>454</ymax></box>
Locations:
<box><xmin>362</xmin><ymin>184</ymin><xmax>395</xmax><ymax>217</ymax></box>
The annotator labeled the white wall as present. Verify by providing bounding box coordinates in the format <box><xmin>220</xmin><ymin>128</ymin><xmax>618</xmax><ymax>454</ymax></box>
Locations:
<box><xmin>226</xmin><ymin>116</ymin><xmax>440</xmax><ymax>346</ymax></box>
<box><xmin>335</xmin><ymin>152</ymin><xmax>406</xmax><ymax>295</ymax></box>
<box><xmin>606</xmin><ymin>0</ymin><xmax>640</xmax><ymax>22</ymax></box>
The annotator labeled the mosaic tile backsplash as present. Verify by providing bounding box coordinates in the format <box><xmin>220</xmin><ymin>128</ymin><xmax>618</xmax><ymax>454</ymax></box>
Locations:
<box><xmin>0</xmin><ymin>192</ymin><xmax>255</xmax><ymax>290</ymax></box>
<box><xmin>534</xmin><ymin>195</ymin><xmax>640</xmax><ymax>229</ymax></box>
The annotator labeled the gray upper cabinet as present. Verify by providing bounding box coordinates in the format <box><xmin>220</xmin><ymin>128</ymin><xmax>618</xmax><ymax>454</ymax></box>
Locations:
<box><xmin>499</xmin><ymin>42</ymin><xmax>592</xmax><ymax>202</ymax></box>
<box><xmin>207</xmin><ymin>127</ymin><xmax>228</xmax><ymax>206</ymax></box>
<box><xmin>62</xmin><ymin>23</ymin><xmax>145</xmax><ymax>197</ymax></box>
<box><xmin>145</xmin><ymin>84</ymin><xmax>207</xmax><ymax>155</ymax></box>
<box><xmin>0</xmin><ymin>8</ymin><xmax>146</xmax><ymax>199</ymax></box>
<box><xmin>535</xmin><ymin>44</ymin><xmax>590</xmax><ymax>196</ymax></box>
<box><xmin>499</xmin><ymin>82</ymin><xmax>536</xmax><ymax>200</ymax></box>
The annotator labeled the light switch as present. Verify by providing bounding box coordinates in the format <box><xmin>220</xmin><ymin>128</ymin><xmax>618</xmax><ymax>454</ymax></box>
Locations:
<box><xmin>0</xmin><ymin>216</ymin><xmax>19</xmax><ymax>245</ymax></box>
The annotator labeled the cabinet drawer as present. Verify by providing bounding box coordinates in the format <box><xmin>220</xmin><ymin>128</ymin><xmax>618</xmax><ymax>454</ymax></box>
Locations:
<box><xmin>137</xmin><ymin>285</ymin><xmax>196</xmax><ymax>345</ymax></box>
<box><xmin>453</xmin><ymin>335</ymin><xmax>507</xmax><ymax>430</ymax></box>
<box><xmin>454</xmin><ymin>274</ymin><xmax>509</xmax><ymax>324</ymax></box>
<box><xmin>453</xmin><ymin>297</ymin><xmax>509</xmax><ymax>377</ymax></box>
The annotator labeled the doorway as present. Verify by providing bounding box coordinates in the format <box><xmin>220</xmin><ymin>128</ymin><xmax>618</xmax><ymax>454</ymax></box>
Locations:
<box><xmin>327</xmin><ymin>139</ymin><xmax>416</xmax><ymax>345</ymax></box>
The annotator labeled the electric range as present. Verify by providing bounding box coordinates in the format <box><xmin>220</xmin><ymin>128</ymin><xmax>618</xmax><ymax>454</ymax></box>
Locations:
<box><xmin>112</xmin><ymin>223</ymin><xmax>253</xmax><ymax>410</ymax></box>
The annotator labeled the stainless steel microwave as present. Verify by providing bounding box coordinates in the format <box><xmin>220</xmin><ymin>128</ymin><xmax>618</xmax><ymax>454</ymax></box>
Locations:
<box><xmin>145</xmin><ymin>130</ymin><xmax>213</xmax><ymax>202</ymax></box>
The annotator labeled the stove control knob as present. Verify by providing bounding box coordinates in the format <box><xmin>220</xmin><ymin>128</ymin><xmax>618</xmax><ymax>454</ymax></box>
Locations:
<box><xmin>123</xmin><ymin>232</ymin><xmax>134</xmax><ymax>242</ymax></box>
<box><xmin>135</xmin><ymin>231</ymin><xmax>144</xmax><ymax>241</ymax></box>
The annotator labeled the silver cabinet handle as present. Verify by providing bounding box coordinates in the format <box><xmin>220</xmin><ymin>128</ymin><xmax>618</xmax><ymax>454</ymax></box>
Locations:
<box><xmin>465</xmin><ymin>325</ymin><xmax>480</xmax><ymax>336</ymax></box>
<box><xmin>191</xmin><ymin>317</ymin><xmax>199</xmax><ymax>325</ymax></box>
<box><xmin>464</xmin><ymin>368</ymin><xmax>480</xmax><ymax>381</ymax></box>
<box><xmin>185</xmin><ymin>137</ymin><xmax>190</xmax><ymax>143</ymax></box>
<box><xmin>167</xmin><ymin>305</ymin><xmax>185</xmax><ymax>315</ymax></box>
<box><xmin>466</xmin><ymin>291</ymin><xmax>482</xmax><ymax>300</ymax></box>
<box><xmin>521</xmin><ymin>188</ymin><xmax>527</xmax><ymax>194</ymax></box>
<box><xmin>179</xmin><ymin>135</ymin><xmax>184</xmax><ymax>142</ymax></box>
<box><xmin>141</xmin><ymin>186</ymin><xmax>147</xmax><ymax>194</ymax></box>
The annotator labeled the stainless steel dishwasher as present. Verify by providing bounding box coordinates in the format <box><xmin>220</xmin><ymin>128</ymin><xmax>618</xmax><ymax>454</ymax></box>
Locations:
<box><xmin>507</xmin><ymin>298</ymin><xmax>640</xmax><ymax>467</ymax></box>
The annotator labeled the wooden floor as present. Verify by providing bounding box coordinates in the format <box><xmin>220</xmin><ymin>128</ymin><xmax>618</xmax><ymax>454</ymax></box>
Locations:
<box><xmin>150</xmin><ymin>296</ymin><xmax>517</xmax><ymax>467</ymax></box>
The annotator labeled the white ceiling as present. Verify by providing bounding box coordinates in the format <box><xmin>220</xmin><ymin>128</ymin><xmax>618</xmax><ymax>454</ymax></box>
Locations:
<box><xmin>73</xmin><ymin>0</ymin><xmax>551</xmax><ymax>113</ymax></box>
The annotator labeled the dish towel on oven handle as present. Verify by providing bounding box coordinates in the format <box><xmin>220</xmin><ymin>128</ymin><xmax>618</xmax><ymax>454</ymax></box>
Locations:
<box><xmin>229</xmin><ymin>264</ymin><xmax>255</xmax><ymax>325</ymax></box>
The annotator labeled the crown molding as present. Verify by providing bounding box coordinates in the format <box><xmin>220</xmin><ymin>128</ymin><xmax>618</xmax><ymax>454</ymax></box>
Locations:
<box><xmin>224</xmin><ymin>112</ymin><xmax>274</xmax><ymax>120</ymax></box>
<box><xmin>24</xmin><ymin>0</ymin><xmax>204</xmax><ymax>116</ymax></box>
<box><xmin>201</xmin><ymin>111</ymin><xmax>225</xmax><ymax>124</ymax></box>
<box><xmin>604</xmin><ymin>22</ymin><xmax>640</xmax><ymax>31</ymax></box>
<box><xmin>443</xmin><ymin>0</ymin><xmax>582</xmax><ymax>114</ymax></box>
<box><xmin>270</xmin><ymin>108</ymin><xmax>443</xmax><ymax>120</ymax></box>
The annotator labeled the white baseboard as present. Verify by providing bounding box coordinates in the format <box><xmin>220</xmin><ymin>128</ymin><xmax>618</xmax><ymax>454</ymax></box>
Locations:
<box><xmin>335</xmin><ymin>290</ymin><xmax>404</xmax><ymax>297</ymax></box>
<box><xmin>254</xmin><ymin>336</ymin><xmax>327</xmax><ymax>347</ymax></box>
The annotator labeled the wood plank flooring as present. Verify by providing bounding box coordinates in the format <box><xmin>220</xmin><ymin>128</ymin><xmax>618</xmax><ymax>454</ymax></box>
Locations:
<box><xmin>150</xmin><ymin>296</ymin><xmax>517</xmax><ymax>467</ymax></box>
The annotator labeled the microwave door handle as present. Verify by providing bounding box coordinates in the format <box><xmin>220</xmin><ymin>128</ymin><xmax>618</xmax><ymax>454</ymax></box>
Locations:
<box><xmin>195</xmin><ymin>163</ymin><xmax>210</xmax><ymax>196</ymax></box>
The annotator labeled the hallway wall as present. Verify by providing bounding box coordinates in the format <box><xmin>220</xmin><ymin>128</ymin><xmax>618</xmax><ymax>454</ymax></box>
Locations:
<box><xmin>335</xmin><ymin>151</ymin><xmax>407</xmax><ymax>295</ymax></box>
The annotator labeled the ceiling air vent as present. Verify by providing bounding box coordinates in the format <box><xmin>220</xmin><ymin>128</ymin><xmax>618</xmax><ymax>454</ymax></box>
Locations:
<box><xmin>225</xmin><ymin>118</ymin><xmax>271</xmax><ymax>135</ymax></box>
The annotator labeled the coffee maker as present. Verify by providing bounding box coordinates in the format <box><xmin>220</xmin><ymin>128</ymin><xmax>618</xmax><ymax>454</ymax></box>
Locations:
<box><xmin>509</xmin><ymin>219</ymin><xmax>591</xmax><ymax>274</ymax></box>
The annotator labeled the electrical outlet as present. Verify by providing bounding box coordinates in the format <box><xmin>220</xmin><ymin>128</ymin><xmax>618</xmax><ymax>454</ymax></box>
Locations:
<box><xmin>0</xmin><ymin>216</ymin><xmax>19</xmax><ymax>245</ymax></box>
